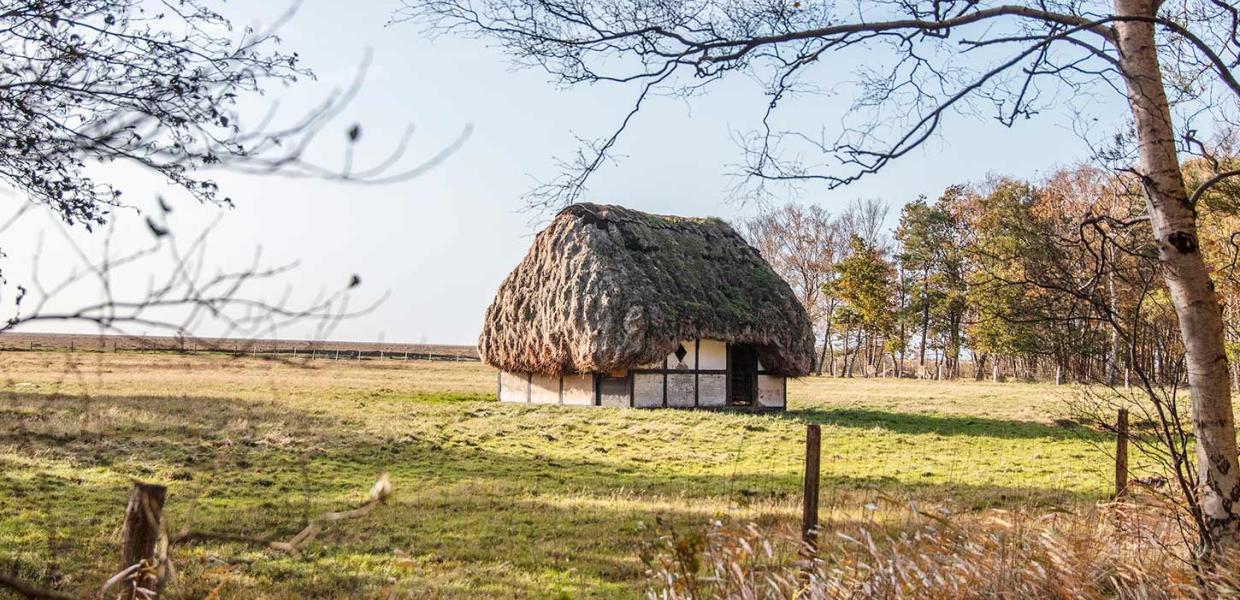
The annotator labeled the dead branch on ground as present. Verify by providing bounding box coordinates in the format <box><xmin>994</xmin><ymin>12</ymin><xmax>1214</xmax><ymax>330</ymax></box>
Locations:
<box><xmin>171</xmin><ymin>473</ymin><xmax>392</xmax><ymax>559</ymax></box>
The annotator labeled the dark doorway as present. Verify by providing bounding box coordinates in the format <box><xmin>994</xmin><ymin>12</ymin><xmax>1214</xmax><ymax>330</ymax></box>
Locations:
<box><xmin>728</xmin><ymin>344</ymin><xmax>758</xmax><ymax>406</ymax></box>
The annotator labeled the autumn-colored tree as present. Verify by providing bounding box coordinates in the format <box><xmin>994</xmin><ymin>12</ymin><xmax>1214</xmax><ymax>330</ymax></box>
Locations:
<box><xmin>896</xmin><ymin>189</ymin><xmax>969</xmax><ymax>378</ymax></box>
<box><xmin>958</xmin><ymin>179</ymin><xmax>1044</xmax><ymax>378</ymax></box>
<box><xmin>833</xmin><ymin>235</ymin><xmax>896</xmax><ymax>377</ymax></box>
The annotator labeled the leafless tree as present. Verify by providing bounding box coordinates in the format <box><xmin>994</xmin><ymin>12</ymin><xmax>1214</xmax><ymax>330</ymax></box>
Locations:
<box><xmin>0</xmin><ymin>204</ymin><xmax>372</xmax><ymax>352</ymax></box>
<box><xmin>0</xmin><ymin>0</ymin><xmax>466</xmax><ymax>232</ymax></box>
<box><xmin>398</xmin><ymin>0</ymin><xmax>1240</xmax><ymax>557</ymax></box>
<box><xmin>743</xmin><ymin>203</ymin><xmax>839</xmax><ymax>374</ymax></box>
<box><xmin>0</xmin><ymin>0</ymin><xmax>463</xmax><ymax>336</ymax></box>
<box><xmin>838</xmin><ymin>199</ymin><xmax>892</xmax><ymax>253</ymax></box>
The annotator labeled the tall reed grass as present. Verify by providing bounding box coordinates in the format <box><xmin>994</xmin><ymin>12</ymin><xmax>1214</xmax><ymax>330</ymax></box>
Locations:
<box><xmin>642</xmin><ymin>499</ymin><xmax>1240</xmax><ymax>599</ymax></box>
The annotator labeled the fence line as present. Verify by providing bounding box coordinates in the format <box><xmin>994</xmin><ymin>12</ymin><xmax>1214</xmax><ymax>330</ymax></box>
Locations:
<box><xmin>0</xmin><ymin>335</ymin><xmax>479</xmax><ymax>363</ymax></box>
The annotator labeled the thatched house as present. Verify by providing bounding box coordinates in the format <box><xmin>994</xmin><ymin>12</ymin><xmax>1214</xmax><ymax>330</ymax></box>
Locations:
<box><xmin>481</xmin><ymin>203</ymin><xmax>815</xmax><ymax>410</ymax></box>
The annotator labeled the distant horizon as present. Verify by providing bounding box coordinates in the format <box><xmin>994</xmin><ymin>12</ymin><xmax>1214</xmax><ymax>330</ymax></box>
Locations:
<box><xmin>0</xmin><ymin>329</ymin><xmax>480</xmax><ymax>348</ymax></box>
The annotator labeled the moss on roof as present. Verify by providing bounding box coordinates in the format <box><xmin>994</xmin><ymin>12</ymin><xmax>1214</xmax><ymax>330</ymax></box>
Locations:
<box><xmin>479</xmin><ymin>203</ymin><xmax>815</xmax><ymax>376</ymax></box>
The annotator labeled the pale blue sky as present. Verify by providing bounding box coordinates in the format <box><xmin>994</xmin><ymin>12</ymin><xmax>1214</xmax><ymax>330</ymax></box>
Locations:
<box><xmin>3</xmin><ymin>1</ymin><xmax>1126</xmax><ymax>345</ymax></box>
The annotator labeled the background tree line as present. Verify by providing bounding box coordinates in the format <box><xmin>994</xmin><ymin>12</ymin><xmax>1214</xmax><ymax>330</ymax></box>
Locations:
<box><xmin>747</xmin><ymin>161</ymin><xmax>1240</xmax><ymax>387</ymax></box>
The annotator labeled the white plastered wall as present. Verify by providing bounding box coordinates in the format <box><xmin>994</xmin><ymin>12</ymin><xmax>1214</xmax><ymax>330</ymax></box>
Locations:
<box><xmin>633</xmin><ymin>373</ymin><xmax>663</xmax><ymax>407</ymax></box>
<box><xmin>496</xmin><ymin>337</ymin><xmax>785</xmax><ymax>409</ymax></box>
<box><xmin>530</xmin><ymin>374</ymin><xmax>560</xmax><ymax>404</ymax></box>
<box><xmin>698</xmin><ymin>339</ymin><xmax>726</xmax><ymax>369</ymax></box>
<box><xmin>698</xmin><ymin>375</ymin><xmax>727</xmax><ymax>407</ymax></box>
<box><xmin>499</xmin><ymin>372</ymin><xmax>603</xmax><ymax>406</ymax></box>
<box><xmin>757</xmin><ymin>375</ymin><xmax>786</xmax><ymax>408</ymax></box>
<box><xmin>562</xmin><ymin>374</ymin><xmax>594</xmax><ymax>405</ymax></box>
<box><xmin>632</xmin><ymin>339</ymin><xmax>732</xmax><ymax>408</ymax></box>
<box><xmin>667</xmin><ymin>373</ymin><xmax>694</xmax><ymax>407</ymax></box>
<box><xmin>666</xmin><ymin>342</ymin><xmax>696</xmax><ymax>370</ymax></box>
<box><xmin>698</xmin><ymin>340</ymin><xmax>727</xmax><ymax>405</ymax></box>
<box><xmin>499</xmin><ymin>371</ymin><xmax>528</xmax><ymax>403</ymax></box>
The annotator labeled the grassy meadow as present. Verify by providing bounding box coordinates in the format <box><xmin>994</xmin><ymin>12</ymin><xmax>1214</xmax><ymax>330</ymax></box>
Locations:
<box><xmin>0</xmin><ymin>351</ymin><xmax>1123</xmax><ymax>598</ymax></box>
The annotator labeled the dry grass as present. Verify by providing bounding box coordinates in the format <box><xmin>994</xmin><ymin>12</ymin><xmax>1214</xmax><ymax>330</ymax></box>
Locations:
<box><xmin>644</xmin><ymin>498</ymin><xmax>1229</xmax><ymax>599</ymax></box>
<box><xmin>0</xmin><ymin>351</ymin><xmax>1131</xmax><ymax>598</ymax></box>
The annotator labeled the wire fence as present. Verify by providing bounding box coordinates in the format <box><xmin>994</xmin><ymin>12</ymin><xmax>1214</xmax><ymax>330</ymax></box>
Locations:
<box><xmin>0</xmin><ymin>333</ymin><xmax>480</xmax><ymax>362</ymax></box>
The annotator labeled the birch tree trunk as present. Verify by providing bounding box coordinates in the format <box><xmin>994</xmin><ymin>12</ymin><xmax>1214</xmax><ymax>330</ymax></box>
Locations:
<box><xmin>846</xmin><ymin>328</ymin><xmax>860</xmax><ymax>378</ymax></box>
<box><xmin>825</xmin><ymin>304</ymin><xmax>837</xmax><ymax>377</ymax></box>
<box><xmin>839</xmin><ymin>324</ymin><xmax>852</xmax><ymax>378</ymax></box>
<box><xmin>1107</xmin><ymin>243</ymin><xmax>1122</xmax><ymax>385</ymax></box>
<box><xmin>1115</xmin><ymin>0</ymin><xmax>1240</xmax><ymax>553</ymax></box>
<box><xmin>919</xmin><ymin>270</ymin><xmax>929</xmax><ymax>367</ymax></box>
<box><xmin>817</xmin><ymin>330</ymin><xmax>829</xmax><ymax>376</ymax></box>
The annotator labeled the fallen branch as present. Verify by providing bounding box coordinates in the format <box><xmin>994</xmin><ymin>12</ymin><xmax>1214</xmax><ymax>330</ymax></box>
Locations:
<box><xmin>99</xmin><ymin>563</ymin><xmax>143</xmax><ymax>596</ymax></box>
<box><xmin>169</xmin><ymin>531</ymin><xmax>276</xmax><ymax>547</ymax></box>
<box><xmin>0</xmin><ymin>573</ymin><xmax>75</xmax><ymax>600</ymax></box>
<box><xmin>172</xmin><ymin>473</ymin><xmax>392</xmax><ymax>558</ymax></box>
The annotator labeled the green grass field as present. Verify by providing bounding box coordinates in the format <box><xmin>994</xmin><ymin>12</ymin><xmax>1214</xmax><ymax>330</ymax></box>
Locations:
<box><xmin>0</xmin><ymin>352</ymin><xmax>1119</xmax><ymax>598</ymax></box>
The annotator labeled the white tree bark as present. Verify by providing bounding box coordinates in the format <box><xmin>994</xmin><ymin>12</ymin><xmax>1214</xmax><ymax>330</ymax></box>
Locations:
<box><xmin>1115</xmin><ymin>0</ymin><xmax>1240</xmax><ymax>552</ymax></box>
<box><xmin>1107</xmin><ymin>244</ymin><xmax>1122</xmax><ymax>385</ymax></box>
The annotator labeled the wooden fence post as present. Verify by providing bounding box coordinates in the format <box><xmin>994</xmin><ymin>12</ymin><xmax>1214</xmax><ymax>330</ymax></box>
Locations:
<box><xmin>119</xmin><ymin>482</ymin><xmax>167</xmax><ymax>599</ymax></box>
<box><xmin>801</xmin><ymin>424</ymin><xmax>821</xmax><ymax>571</ymax></box>
<box><xmin>1115</xmin><ymin>408</ymin><xmax>1129</xmax><ymax>499</ymax></box>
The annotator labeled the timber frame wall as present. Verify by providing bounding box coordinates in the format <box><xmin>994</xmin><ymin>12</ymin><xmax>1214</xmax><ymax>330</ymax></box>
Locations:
<box><xmin>494</xmin><ymin>341</ymin><xmax>787</xmax><ymax>410</ymax></box>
